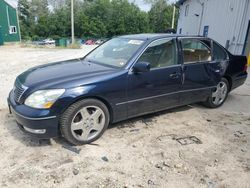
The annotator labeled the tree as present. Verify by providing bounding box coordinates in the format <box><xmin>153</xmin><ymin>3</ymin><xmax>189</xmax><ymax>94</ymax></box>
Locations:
<box><xmin>18</xmin><ymin>0</ymin><xmax>32</xmax><ymax>39</ymax></box>
<box><xmin>48</xmin><ymin>6</ymin><xmax>71</xmax><ymax>37</ymax></box>
<box><xmin>17</xmin><ymin>0</ymin><xmax>175</xmax><ymax>40</ymax></box>
<box><xmin>148</xmin><ymin>0</ymin><xmax>175</xmax><ymax>33</ymax></box>
<box><xmin>107</xmin><ymin>0</ymin><xmax>150</xmax><ymax>36</ymax></box>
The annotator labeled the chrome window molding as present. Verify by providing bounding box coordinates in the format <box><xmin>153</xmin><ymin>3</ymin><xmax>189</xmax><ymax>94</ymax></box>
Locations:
<box><xmin>128</xmin><ymin>37</ymin><xmax>179</xmax><ymax>72</ymax></box>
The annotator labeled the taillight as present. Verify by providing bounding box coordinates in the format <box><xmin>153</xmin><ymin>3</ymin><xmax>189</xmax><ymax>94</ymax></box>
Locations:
<box><xmin>246</xmin><ymin>54</ymin><xmax>250</xmax><ymax>72</ymax></box>
<box><xmin>243</xmin><ymin>63</ymin><xmax>248</xmax><ymax>72</ymax></box>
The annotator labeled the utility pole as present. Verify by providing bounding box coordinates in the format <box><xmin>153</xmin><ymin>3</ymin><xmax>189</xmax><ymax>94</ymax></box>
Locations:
<box><xmin>197</xmin><ymin>1</ymin><xmax>204</xmax><ymax>35</ymax></box>
<box><xmin>171</xmin><ymin>5</ymin><xmax>176</xmax><ymax>29</ymax></box>
<box><xmin>71</xmin><ymin>0</ymin><xmax>75</xmax><ymax>44</ymax></box>
<box><xmin>16</xmin><ymin>9</ymin><xmax>22</xmax><ymax>42</ymax></box>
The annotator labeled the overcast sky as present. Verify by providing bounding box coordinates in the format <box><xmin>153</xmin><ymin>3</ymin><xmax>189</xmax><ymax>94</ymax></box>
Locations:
<box><xmin>129</xmin><ymin>0</ymin><xmax>177</xmax><ymax>12</ymax></box>
<box><xmin>6</xmin><ymin>0</ymin><xmax>177</xmax><ymax>11</ymax></box>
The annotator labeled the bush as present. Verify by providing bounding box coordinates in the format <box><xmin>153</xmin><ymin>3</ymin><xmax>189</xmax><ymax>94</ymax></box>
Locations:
<box><xmin>32</xmin><ymin>35</ymin><xmax>40</xmax><ymax>41</ymax></box>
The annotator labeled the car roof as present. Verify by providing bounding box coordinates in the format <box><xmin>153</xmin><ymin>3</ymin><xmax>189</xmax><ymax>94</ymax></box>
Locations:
<box><xmin>119</xmin><ymin>33</ymin><xmax>207</xmax><ymax>41</ymax></box>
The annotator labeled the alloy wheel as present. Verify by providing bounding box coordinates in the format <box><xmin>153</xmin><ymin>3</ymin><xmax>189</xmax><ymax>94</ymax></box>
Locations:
<box><xmin>70</xmin><ymin>106</ymin><xmax>105</xmax><ymax>141</ymax></box>
<box><xmin>212</xmin><ymin>81</ymin><xmax>228</xmax><ymax>106</ymax></box>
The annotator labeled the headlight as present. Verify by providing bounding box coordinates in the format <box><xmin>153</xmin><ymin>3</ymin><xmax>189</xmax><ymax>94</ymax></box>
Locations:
<box><xmin>25</xmin><ymin>89</ymin><xmax>65</xmax><ymax>109</ymax></box>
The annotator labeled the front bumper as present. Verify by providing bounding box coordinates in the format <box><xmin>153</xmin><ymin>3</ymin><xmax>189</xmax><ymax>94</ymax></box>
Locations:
<box><xmin>8</xmin><ymin>90</ymin><xmax>60</xmax><ymax>139</ymax></box>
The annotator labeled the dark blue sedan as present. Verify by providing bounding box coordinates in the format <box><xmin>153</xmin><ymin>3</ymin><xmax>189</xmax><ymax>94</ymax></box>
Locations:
<box><xmin>8</xmin><ymin>34</ymin><xmax>248</xmax><ymax>145</ymax></box>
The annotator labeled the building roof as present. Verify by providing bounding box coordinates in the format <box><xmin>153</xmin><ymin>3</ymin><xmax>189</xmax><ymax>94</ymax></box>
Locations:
<box><xmin>3</xmin><ymin>0</ymin><xmax>17</xmax><ymax>9</ymax></box>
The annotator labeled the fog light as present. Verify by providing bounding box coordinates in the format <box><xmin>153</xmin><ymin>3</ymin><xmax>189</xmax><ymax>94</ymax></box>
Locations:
<box><xmin>23</xmin><ymin>126</ymin><xmax>46</xmax><ymax>134</ymax></box>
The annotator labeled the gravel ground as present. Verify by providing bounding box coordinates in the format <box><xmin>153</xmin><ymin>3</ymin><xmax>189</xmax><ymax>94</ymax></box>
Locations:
<box><xmin>0</xmin><ymin>45</ymin><xmax>249</xmax><ymax>188</ymax></box>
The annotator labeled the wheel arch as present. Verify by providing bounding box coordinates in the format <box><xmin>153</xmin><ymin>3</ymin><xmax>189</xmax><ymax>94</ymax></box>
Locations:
<box><xmin>223</xmin><ymin>75</ymin><xmax>232</xmax><ymax>91</ymax></box>
<box><xmin>61</xmin><ymin>95</ymin><xmax>114</xmax><ymax>123</ymax></box>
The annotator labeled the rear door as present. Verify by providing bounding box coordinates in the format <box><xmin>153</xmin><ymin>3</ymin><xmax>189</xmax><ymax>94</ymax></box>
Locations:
<box><xmin>179</xmin><ymin>38</ymin><xmax>222</xmax><ymax>104</ymax></box>
<box><xmin>126</xmin><ymin>38</ymin><xmax>182</xmax><ymax>117</ymax></box>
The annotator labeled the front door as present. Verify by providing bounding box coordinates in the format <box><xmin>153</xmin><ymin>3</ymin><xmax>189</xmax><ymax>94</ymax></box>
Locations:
<box><xmin>127</xmin><ymin>38</ymin><xmax>182</xmax><ymax>117</ymax></box>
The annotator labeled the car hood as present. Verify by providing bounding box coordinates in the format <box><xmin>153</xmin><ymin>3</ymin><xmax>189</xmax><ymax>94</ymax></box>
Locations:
<box><xmin>17</xmin><ymin>59</ymin><xmax>118</xmax><ymax>89</ymax></box>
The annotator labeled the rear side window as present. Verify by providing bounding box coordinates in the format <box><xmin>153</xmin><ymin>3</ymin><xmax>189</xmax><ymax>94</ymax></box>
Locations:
<box><xmin>181</xmin><ymin>38</ymin><xmax>212</xmax><ymax>64</ymax></box>
<box><xmin>213</xmin><ymin>42</ymin><xmax>228</xmax><ymax>60</ymax></box>
<box><xmin>138</xmin><ymin>38</ymin><xmax>177</xmax><ymax>69</ymax></box>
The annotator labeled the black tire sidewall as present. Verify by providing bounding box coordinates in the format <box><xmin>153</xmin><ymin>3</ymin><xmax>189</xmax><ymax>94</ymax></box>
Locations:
<box><xmin>60</xmin><ymin>99</ymin><xmax>110</xmax><ymax>145</ymax></box>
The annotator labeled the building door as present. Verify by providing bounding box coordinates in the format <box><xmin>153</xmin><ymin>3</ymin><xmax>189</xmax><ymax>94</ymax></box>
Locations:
<box><xmin>243</xmin><ymin>20</ymin><xmax>250</xmax><ymax>57</ymax></box>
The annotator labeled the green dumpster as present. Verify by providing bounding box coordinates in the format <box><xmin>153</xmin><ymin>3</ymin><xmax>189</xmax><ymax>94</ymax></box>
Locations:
<box><xmin>55</xmin><ymin>38</ymin><xmax>67</xmax><ymax>47</ymax></box>
<box><xmin>0</xmin><ymin>27</ymin><xmax>4</xmax><ymax>46</ymax></box>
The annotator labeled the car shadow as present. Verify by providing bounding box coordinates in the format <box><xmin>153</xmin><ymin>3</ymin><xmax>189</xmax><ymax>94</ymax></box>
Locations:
<box><xmin>109</xmin><ymin>105</ymin><xmax>194</xmax><ymax>129</ymax></box>
<box><xmin>3</xmin><ymin>104</ymin><xmax>197</xmax><ymax>147</ymax></box>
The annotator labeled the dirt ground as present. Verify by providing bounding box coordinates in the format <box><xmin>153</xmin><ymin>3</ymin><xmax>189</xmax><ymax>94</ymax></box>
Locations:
<box><xmin>0</xmin><ymin>45</ymin><xmax>249</xmax><ymax>188</ymax></box>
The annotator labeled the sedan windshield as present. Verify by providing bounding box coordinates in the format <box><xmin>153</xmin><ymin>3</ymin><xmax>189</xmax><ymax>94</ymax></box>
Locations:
<box><xmin>85</xmin><ymin>38</ymin><xmax>145</xmax><ymax>68</ymax></box>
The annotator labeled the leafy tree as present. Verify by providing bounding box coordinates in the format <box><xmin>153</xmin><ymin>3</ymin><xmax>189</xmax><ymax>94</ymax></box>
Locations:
<box><xmin>48</xmin><ymin>6</ymin><xmax>71</xmax><ymax>37</ymax></box>
<box><xmin>107</xmin><ymin>0</ymin><xmax>150</xmax><ymax>36</ymax></box>
<box><xmin>148</xmin><ymin>0</ymin><xmax>170</xmax><ymax>32</ymax></box>
<box><xmin>30</xmin><ymin>0</ymin><xmax>50</xmax><ymax>38</ymax></box>
<box><xmin>17</xmin><ymin>0</ymin><xmax>175</xmax><ymax>40</ymax></box>
<box><xmin>18</xmin><ymin>0</ymin><xmax>32</xmax><ymax>39</ymax></box>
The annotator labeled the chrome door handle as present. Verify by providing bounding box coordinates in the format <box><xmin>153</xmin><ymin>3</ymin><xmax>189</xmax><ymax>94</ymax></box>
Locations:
<box><xmin>170</xmin><ymin>72</ymin><xmax>180</xmax><ymax>79</ymax></box>
<box><xmin>214</xmin><ymin>69</ymin><xmax>220</xmax><ymax>73</ymax></box>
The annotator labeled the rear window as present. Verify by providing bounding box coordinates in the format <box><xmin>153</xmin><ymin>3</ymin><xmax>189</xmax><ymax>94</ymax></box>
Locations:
<box><xmin>213</xmin><ymin>42</ymin><xmax>228</xmax><ymax>61</ymax></box>
<box><xmin>181</xmin><ymin>38</ymin><xmax>212</xmax><ymax>64</ymax></box>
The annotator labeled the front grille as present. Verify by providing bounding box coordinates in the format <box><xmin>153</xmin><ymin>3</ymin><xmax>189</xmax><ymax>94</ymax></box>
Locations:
<box><xmin>13</xmin><ymin>79</ymin><xmax>28</xmax><ymax>103</ymax></box>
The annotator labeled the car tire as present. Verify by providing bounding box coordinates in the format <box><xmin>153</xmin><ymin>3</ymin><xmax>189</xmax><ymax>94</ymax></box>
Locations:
<box><xmin>60</xmin><ymin>99</ymin><xmax>110</xmax><ymax>145</ymax></box>
<box><xmin>203</xmin><ymin>78</ymin><xmax>229</xmax><ymax>108</ymax></box>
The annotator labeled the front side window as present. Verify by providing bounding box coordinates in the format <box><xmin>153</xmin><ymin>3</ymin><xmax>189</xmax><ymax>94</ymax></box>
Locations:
<box><xmin>181</xmin><ymin>38</ymin><xmax>211</xmax><ymax>64</ymax></box>
<box><xmin>213</xmin><ymin>42</ymin><xmax>228</xmax><ymax>61</ymax></box>
<box><xmin>137</xmin><ymin>38</ymin><xmax>177</xmax><ymax>69</ymax></box>
<box><xmin>85</xmin><ymin>38</ymin><xmax>145</xmax><ymax>68</ymax></box>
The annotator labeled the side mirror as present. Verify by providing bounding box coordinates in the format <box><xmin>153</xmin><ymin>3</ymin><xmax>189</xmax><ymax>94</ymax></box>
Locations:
<box><xmin>133</xmin><ymin>62</ymin><xmax>151</xmax><ymax>73</ymax></box>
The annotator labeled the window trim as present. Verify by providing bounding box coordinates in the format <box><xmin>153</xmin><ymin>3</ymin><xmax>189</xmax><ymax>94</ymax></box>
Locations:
<box><xmin>211</xmin><ymin>40</ymin><xmax>229</xmax><ymax>61</ymax></box>
<box><xmin>179</xmin><ymin>37</ymin><xmax>212</xmax><ymax>65</ymax></box>
<box><xmin>130</xmin><ymin>37</ymin><xmax>179</xmax><ymax>72</ymax></box>
<box><xmin>9</xmin><ymin>26</ymin><xmax>17</xmax><ymax>34</ymax></box>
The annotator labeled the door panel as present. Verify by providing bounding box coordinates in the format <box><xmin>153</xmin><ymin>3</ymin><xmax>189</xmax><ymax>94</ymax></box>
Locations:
<box><xmin>127</xmin><ymin>66</ymin><xmax>182</xmax><ymax>117</ymax></box>
<box><xmin>126</xmin><ymin>38</ymin><xmax>182</xmax><ymax>117</ymax></box>
<box><xmin>179</xmin><ymin>38</ymin><xmax>221</xmax><ymax>104</ymax></box>
<box><xmin>181</xmin><ymin>62</ymin><xmax>221</xmax><ymax>104</ymax></box>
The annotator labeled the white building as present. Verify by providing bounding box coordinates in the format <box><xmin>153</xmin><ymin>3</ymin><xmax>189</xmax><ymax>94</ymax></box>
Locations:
<box><xmin>176</xmin><ymin>0</ymin><xmax>250</xmax><ymax>56</ymax></box>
